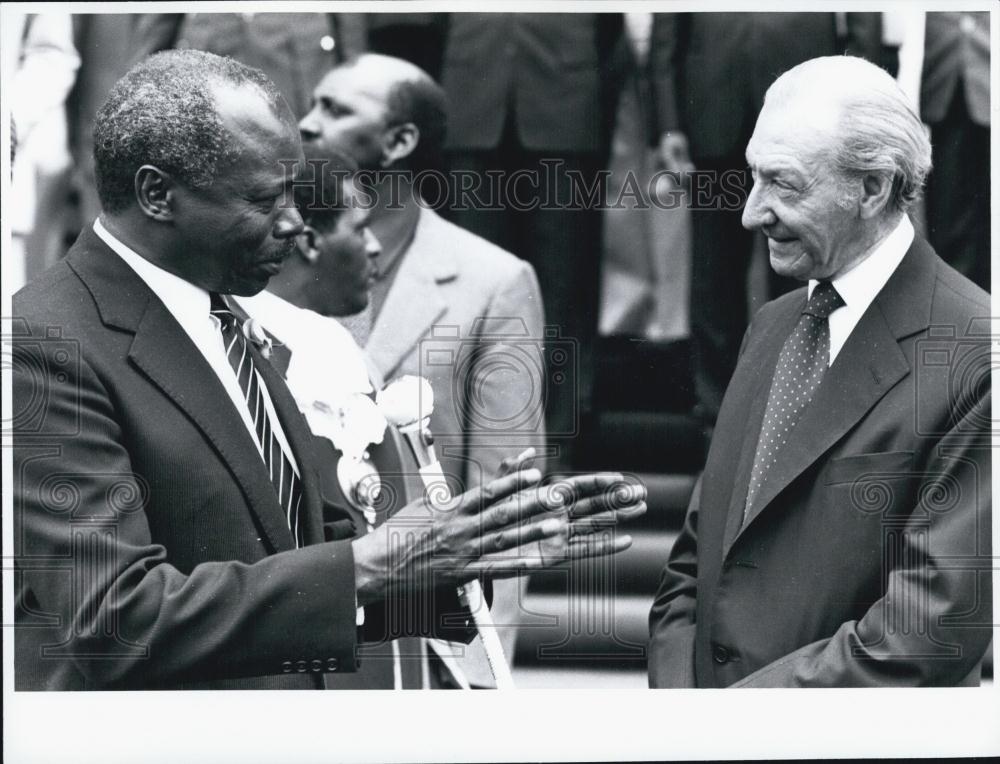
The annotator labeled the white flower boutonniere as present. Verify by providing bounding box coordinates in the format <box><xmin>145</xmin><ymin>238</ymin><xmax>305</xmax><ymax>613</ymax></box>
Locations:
<box><xmin>301</xmin><ymin>393</ymin><xmax>386</xmax><ymax>463</ymax></box>
<box><xmin>242</xmin><ymin>317</ymin><xmax>275</xmax><ymax>359</ymax></box>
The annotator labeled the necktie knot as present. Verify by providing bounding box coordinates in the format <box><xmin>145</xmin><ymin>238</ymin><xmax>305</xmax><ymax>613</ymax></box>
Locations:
<box><xmin>803</xmin><ymin>281</ymin><xmax>844</xmax><ymax>319</ymax></box>
<box><xmin>209</xmin><ymin>292</ymin><xmax>238</xmax><ymax>330</ymax></box>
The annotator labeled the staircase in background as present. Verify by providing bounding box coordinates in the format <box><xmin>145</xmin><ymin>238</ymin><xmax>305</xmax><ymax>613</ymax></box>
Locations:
<box><xmin>513</xmin><ymin>337</ymin><xmax>701</xmax><ymax>688</ymax></box>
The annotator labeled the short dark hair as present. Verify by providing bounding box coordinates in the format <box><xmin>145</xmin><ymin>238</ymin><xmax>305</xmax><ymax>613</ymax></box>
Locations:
<box><xmin>385</xmin><ymin>74</ymin><xmax>447</xmax><ymax>172</ymax></box>
<box><xmin>93</xmin><ymin>49</ymin><xmax>288</xmax><ymax>213</ymax></box>
<box><xmin>294</xmin><ymin>150</ymin><xmax>359</xmax><ymax>233</ymax></box>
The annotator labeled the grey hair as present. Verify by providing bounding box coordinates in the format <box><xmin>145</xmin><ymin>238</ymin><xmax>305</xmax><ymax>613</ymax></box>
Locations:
<box><xmin>767</xmin><ymin>56</ymin><xmax>932</xmax><ymax>213</ymax></box>
<box><xmin>94</xmin><ymin>49</ymin><xmax>289</xmax><ymax>213</ymax></box>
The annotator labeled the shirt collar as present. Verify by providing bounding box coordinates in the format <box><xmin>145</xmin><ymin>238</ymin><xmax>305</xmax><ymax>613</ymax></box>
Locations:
<box><xmin>93</xmin><ymin>218</ymin><xmax>211</xmax><ymax>321</ymax></box>
<box><xmin>808</xmin><ymin>214</ymin><xmax>914</xmax><ymax>309</ymax></box>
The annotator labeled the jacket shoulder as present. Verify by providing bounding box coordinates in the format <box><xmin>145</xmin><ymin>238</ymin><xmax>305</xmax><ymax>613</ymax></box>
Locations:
<box><xmin>929</xmin><ymin>256</ymin><xmax>991</xmax><ymax>325</ymax></box>
<box><xmin>422</xmin><ymin>210</ymin><xmax>537</xmax><ymax>284</ymax></box>
<box><xmin>13</xmin><ymin>261</ymin><xmax>94</xmax><ymax>329</ymax></box>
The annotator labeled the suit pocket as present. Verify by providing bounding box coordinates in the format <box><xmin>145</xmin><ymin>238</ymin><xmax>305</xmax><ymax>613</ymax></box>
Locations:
<box><xmin>823</xmin><ymin>451</ymin><xmax>914</xmax><ymax>485</ymax></box>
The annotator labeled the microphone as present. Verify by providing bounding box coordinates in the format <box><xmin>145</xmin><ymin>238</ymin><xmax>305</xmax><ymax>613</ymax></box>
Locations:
<box><xmin>378</xmin><ymin>375</ymin><xmax>516</xmax><ymax>689</ymax></box>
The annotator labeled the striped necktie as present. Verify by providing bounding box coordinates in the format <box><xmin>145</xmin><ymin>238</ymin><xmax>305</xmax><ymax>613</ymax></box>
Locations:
<box><xmin>743</xmin><ymin>281</ymin><xmax>845</xmax><ymax>522</ymax></box>
<box><xmin>210</xmin><ymin>293</ymin><xmax>303</xmax><ymax>547</ymax></box>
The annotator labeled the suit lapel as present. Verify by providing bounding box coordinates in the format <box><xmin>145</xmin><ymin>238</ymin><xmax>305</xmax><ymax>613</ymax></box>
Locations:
<box><xmin>721</xmin><ymin>296</ymin><xmax>802</xmax><ymax>554</ymax></box>
<box><xmin>725</xmin><ymin>236</ymin><xmax>937</xmax><ymax>555</ymax></box>
<box><xmin>68</xmin><ymin>229</ymin><xmax>298</xmax><ymax>553</ymax></box>
<box><xmin>365</xmin><ymin>209</ymin><xmax>453</xmax><ymax>378</ymax></box>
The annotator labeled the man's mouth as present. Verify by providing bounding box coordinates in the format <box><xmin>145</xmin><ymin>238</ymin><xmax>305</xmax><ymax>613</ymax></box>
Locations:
<box><xmin>256</xmin><ymin>260</ymin><xmax>284</xmax><ymax>275</ymax></box>
<box><xmin>767</xmin><ymin>233</ymin><xmax>797</xmax><ymax>244</ymax></box>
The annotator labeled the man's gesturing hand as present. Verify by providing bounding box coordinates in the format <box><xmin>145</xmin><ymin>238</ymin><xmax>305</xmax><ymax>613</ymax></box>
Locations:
<box><xmin>350</xmin><ymin>466</ymin><xmax>646</xmax><ymax>607</ymax></box>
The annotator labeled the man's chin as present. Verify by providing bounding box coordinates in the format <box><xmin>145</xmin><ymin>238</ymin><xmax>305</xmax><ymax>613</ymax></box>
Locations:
<box><xmin>226</xmin><ymin>276</ymin><xmax>272</xmax><ymax>298</ymax></box>
<box><xmin>768</xmin><ymin>248</ymin><xmax>811</xmax><ymax>281</ymax></box>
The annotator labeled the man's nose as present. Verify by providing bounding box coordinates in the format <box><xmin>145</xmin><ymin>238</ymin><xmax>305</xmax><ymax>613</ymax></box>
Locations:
<box><xmin>274</xmin><ymin>204</ymin><xmax>305</xmax><ymax>239</ymax></box>
<box><xmin>298</xmin><ymin>111</ymin><xmax>320</xmax><ymax>141</ymax></box>
<box><xmin>741</xmin><ymin>182</ymin><xmax>776</xmax><ymax>231</ymax></box>
<box><xmin>363</xmin><ymin>227</ymin><xmax>382</xmax><ymax>259</ymax></box>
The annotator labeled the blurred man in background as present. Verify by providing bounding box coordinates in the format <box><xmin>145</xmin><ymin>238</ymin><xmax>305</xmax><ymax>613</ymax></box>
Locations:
<box><xmin>921</xmin><ymin>10</ymin><xmax>990</xmax><ymax>292</ymax></box>
<box><xmin>298</xmin><ymin>54</ymin><xmax>548</xmax><ymax>688</ymax></box>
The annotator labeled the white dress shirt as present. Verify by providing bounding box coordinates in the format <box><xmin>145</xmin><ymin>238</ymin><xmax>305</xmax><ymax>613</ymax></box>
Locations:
<box><xmin>809</xmin><ymin>214</ymin><xmax>914</xmax><ymax>366</ymax></box>
<box><xmin>93</xmin><ymin>219</ymin><xmax>299</xmax><ymax>473</ymax></box>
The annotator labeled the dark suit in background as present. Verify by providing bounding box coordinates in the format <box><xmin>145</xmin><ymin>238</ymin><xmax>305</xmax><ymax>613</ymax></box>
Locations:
<box><xmin>440</xmin><ymin>12</ymin><xmax>625</xmax><ymax>468</ymax></box>
<box><xmin>129</xmin><ymin>13</ymin><xmax>366</xmax><ymax>117</ymax></box>
<box><xmin>649</xmin><ymin>12</ymin><xmax>883</xmax><ymax>425</ymax></box>
<box><xmin>921</xmin><ymin>11</ymin><xmax>990</xmax><ymax>292</ymax></box>
<box><xmin>67</xmin><ymin>15</ymin><xmax>140</xmax><ymax>227</ymax></box>
<box><xmin>362</xmin><ymin>12</ymin><xmax>448</xmax><ymax>82</ymax></box>
<box><xmin>648</xmin><ymin>238</ymin><xmax>992</xmax><ymax>687</ymax></box>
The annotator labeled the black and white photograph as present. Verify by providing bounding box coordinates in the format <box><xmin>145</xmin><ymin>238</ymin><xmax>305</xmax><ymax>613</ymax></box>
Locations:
<box><xmin>2</xmin><ymin>1</ymin><xmax>997</xmax><ymax>761</ymax></box>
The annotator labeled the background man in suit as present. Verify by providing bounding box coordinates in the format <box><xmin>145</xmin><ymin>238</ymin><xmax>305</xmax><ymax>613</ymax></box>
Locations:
<box><xmin>648</xmin><ymin>56</ymin><xmax>991</xmax><ymax>688</ymax></box>
<box><xmin>650</xmin><ymin>12</ymin><xmax>884</xmax><ymax>431</ymax></box>
<box><xmin>920</xmin><ymin>10</ymin><xmax>990</xmax><ymax>292</ymax></box>
<box><xmin>11</xmin><ymin>50</ymin><xmax>644</xmax><ymax>690</ymax></box>
<box><xmin>128</xmin><ymin>12</ymin><xmax>367</xmax><ymax>118</ymax></box>
<box><xmin>297</xmin><ymin>54</ymin><xmax>547</xmax><ymax>688</ymax></box>
<box><xmin>439</xmin><ymin>13</ymin><xmax>625</xmax><ymax>470</ymax></box>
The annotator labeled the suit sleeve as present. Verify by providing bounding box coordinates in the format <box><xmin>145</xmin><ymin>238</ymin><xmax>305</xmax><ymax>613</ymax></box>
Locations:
<box><xmin>14</xmin><ymin>328</ymin><xmax>359</xmax><ymax>688</ymax></box>
<box><xmin>648</xmin><ymin>13</ymin><xmax>687</xmax><ymax>140</ymax></box>
<box><xmin>648</xmin><ymin>315</ymin><xmax>765</xmax><ymax>688</ymax></box>
<box><xmin>647</xmin><ymin>474</ymin><xmax>701</xmax><ymax>688</ymax></box>
<box><xmin>731</xmin><ymin>390</ymin><xmax>993</xmax><ymax>688</ymax></box>
<box><xmin>460</xmin><ymin>260</ymin><xmax>548</xmax><ymax>487</ymax></box>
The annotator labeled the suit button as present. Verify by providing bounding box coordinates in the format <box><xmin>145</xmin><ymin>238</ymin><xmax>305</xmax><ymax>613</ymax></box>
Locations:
<box><xmin>712</xmin><ymin>644</ymin><xmax>731</xmax><ymax>664</ymax></box>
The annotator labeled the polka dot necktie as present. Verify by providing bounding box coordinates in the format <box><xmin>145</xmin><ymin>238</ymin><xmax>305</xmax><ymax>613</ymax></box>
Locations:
<box><xmin>210</xmin><ymin>293</ymin><xmax>303</xmax><ymax>547</ymax></box>
<box><xmin>743</xmin><ymin>281</ymin><xmax>845</xmax><ymax>522</ymax></box>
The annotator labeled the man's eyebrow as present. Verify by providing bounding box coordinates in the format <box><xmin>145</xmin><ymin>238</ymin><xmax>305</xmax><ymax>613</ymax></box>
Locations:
<box><xmin>250</xmin><ymin>177</ymin><xmax>293</xmax><ymax>197</ymax></box>
<box><xmin>748</xmin><ymin>160</ymin><xmax>806</xmax><ymax>181</ymax></box>
<box><xmin>317</xmin><ymin>94</ymin><xmax>347</xmax><ymax>112</ymax></box>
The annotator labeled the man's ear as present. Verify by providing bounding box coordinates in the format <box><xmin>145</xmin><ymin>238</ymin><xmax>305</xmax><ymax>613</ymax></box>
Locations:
<box><xmin>381</xmin><ymin>122</ymin><xmax>420</xmax><ymax>167</ymax></box>
<box><xmin>296</xmin><ymin>225</ymin><xmax>320</xmax><ymax>263</ymax></box>
<box><xmin>857</xmin><ymin>171</ymin><xmax>894</xmax><ymax>220</ymax></box>
<box><xmin>134</xmin><ymin>165</ymin><xmax>175</xmax><ymax>221</ymax></box>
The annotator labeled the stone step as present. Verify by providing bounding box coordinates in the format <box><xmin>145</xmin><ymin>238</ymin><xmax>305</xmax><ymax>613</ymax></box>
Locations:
<box><xmin>513</xmin><ymin>592</ymin><xmax>652</xmax><ymax>668</ymax></box>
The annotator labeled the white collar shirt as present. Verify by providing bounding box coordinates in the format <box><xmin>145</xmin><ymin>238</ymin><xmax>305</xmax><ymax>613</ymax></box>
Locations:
<box><xmin>93</xmin><ymin>218</ymin><xmax>298</xmax><ymax>473</ymax></box>
<box><xmin>809</xmin><ymin>214</ymin><xmax>914</xmax><ymax>366</ymax></box>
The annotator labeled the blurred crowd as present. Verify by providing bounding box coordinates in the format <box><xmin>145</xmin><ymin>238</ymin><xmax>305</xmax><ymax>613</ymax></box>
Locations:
<box><xmin>6</xmin><ymin>10</ymin><xmax>991</xmax><ymax>433</ymax></box>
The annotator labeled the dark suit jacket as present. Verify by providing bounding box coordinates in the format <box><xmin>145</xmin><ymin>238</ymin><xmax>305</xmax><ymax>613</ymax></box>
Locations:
<box><xmin>12</xmin><ymin>227</ymin><xmax>471</xmax><ymax>690</ymax></box>
<box><xmin>128</xmin><ymin>13</ymin><xmax>366</xmax><ymax>118</ymax></box>
<box><xmin>441</xmin><ymin>12</ymin><xmax>624</xmax><ymax>153</ymax></box>
<box><xmin>648</xmin><ymin>236</ymin><xmax>992</xmax><ymax>687</ymax></box>
<box><xmin>67</xmin><ymin>15</ymin><xmax>142</xmax><ymax>224</ymax></box>
<box><xmin>649</xmin><ymin>12</ymin><xmax>883</xmax><ymax>159</ymax></box>
<box><xmin>921</xmin><ymin>11</ymin><xmax>990</xmax><ymax>127</ymax></box>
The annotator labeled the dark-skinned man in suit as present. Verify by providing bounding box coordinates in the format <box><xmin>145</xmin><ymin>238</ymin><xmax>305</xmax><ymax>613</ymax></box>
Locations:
<box><xmin>11</xmin><ymin>50</ymin><xmax>645</xmax><ymax>690</ymax></box>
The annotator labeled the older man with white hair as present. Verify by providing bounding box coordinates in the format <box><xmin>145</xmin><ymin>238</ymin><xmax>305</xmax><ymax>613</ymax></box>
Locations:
<box><xmin>648</xmin><ymin>55</ymin><xmax>992</xmax><ymax>688</ymax></box>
